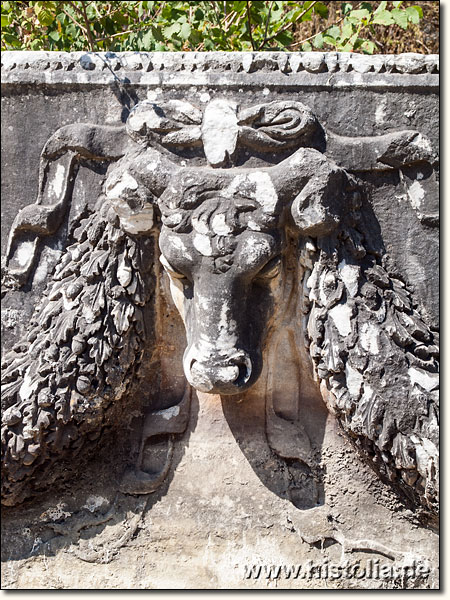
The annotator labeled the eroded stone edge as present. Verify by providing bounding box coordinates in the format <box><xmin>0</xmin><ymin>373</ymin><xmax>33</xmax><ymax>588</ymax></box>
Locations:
<box><xmin>1</xmin><ymin>51</ymin><xmax>439</xmax><ymax>85</ymax></box>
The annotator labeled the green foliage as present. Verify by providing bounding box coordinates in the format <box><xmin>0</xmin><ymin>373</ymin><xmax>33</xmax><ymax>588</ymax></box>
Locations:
<box><xmin>1</xmin><ymin>1</ymin><xmax>424</xmax><ymax>54</ymax></box>
<box><xmin>320</xmin><ymin>1</ymin><xmax>424</xmax><ymax>53</ymax></box>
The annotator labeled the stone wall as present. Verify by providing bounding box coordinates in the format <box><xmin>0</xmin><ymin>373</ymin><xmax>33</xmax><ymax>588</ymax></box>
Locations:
<box><xmin>1</xmin><ymin>52</ymin><xmax>439</xmax><ymax>590</ymax></box>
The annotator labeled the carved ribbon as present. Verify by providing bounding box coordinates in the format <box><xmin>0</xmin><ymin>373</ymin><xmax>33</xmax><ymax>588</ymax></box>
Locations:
<box><xmin>126</xmin><ymin>99</ymin><xmax>318</xmax><ymax>166</ymax></box>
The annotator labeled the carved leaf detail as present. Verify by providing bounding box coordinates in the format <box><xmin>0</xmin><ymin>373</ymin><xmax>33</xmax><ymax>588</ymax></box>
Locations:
<box><xmin>88</xmin><ymin>336</ymin><xmax>112</xmax><ymax>365</ymax></box>
<box><xmin>111</xmin><ymin>300</ymin><xmax>135</xmax><ymax>335</ymax></box>
<box><xmin>80</xmin><ymin>249</ymin><xmax>109</xmax><ymax>279</ymax></box>
<box><xmin>304</xmin><ymin>213</ymin><xmax>439</xmax><ymax>513</ymax></box>
<box><xmin>52</xmin><ymin>310</ymin><xmax>77</xmax><ymax>344</ymax></box>
<box><xmin>38</xmin><ymin>299</ymin><xmax>63</xmax><ymax>329</ymax></box>
<box><xmin>1</xmin><ymin>203</ymin><xmax>155</xmax><ymax>506</ymax></box>
<box><xmin>89</xmin><ymin>282</ymin><xmax>106</xmax><ymax>315</ymax></box>
<box><xmin>116</xmin><ymin>251</ymin><xmax>133</xmax><ymax>288</ymax></box>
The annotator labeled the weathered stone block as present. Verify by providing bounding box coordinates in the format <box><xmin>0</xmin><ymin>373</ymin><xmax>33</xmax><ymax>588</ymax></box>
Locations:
<box><xmin>1</xmin><ymin>52</ymin><xmax>438</xmax><ymax>590</ymax></box>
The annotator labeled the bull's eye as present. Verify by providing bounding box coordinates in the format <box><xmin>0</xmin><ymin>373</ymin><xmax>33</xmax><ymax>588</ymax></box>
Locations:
<box><xmin>159</xmin><ymin>254</ymin><xmax>190</xmax><ymax>282</ymax></box>
<box><xmin>255</xmin><ymin>255</ymin><xmax>282</xmax><ymax>280</ymax></box>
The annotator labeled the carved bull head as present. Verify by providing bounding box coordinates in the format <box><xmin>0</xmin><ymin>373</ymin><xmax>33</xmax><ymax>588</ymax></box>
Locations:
<box><xmin>3</xmin><ymin>97</ymin><xmax>348</xmax><ymax>397</ymax></box>
<box><xmin>158</xmin><ymin>169</ymin><xmax>285</xmax><ymax>394</ymax></box>
<box><xmin>153</xmin><ymin>152</ymin><xmax>347</xmax><ymax>395</ymax></box>
<box><xmin>97</xmin><ymin>98</ymin><xmax>350</xmax><ymax>395</ymax></box>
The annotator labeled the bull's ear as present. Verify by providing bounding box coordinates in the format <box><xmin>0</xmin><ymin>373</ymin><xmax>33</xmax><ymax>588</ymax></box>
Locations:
<box><xmin>269</xmin><ymin>148</ymin><xmax>348</xmax><ymax>237</ymax></box>
<box><xmin>290</xmin><ymin>175</ymin><xmax>345</xmax><ymax>237</ymax></box>
<box><xmin>4</xmin><ymin>123</ymin><xmax>130</xmax><ymax>290</ymax></box>
<box><xmin>129</xmin><ymin>146</ymin><xmax>181</xmax><ymax>199</ymax></box>
<box><xmin>103</xmin><ymin>147</ymin><xmax>181</xmax><ymax>235</ymax></box>
<box><xmin>325</xmin><ymin>130</ymin><xmax>438</xmax><ymax>172</ymax></box>
<box><xmin>42</xmin><ymin>123</ymin><xmax>128</xmax><ymax>161</ymax></box>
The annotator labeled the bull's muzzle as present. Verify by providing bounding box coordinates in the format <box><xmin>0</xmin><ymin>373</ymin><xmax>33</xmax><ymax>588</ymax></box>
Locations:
<box><xmin>184</xmin><ymin>347</ymin><xmax>253</xmax><ymax>395</ymax></box>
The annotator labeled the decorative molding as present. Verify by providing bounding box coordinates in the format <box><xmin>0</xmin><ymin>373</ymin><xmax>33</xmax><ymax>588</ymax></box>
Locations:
<box><xmin>1</xmin><ymin>51</ymin><xmax>439</xmax><ymax>90</ymax></box>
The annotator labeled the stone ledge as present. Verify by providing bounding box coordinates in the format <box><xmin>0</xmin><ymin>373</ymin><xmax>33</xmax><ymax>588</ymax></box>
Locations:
<box><xmin>1</xmin><ymin>51</ymin><xmax>439</xmax><ymax>90</ymax></box>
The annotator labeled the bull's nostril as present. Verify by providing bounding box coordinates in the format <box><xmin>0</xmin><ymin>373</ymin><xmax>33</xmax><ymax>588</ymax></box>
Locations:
<box><xmin>232</xmin><ymin>361</ymin><xmax>250</xmax><ymax>386</ymax></box>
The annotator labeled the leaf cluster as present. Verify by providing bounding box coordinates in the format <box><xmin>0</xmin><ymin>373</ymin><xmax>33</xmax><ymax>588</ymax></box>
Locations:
<box><xmin>308</xmin><ymin>1</ymin><xmax>423</xmax><ymax>54</ymax></box>
<box><xmin>1</xmin><ymin>1</ymin><xmax>424</xmax><ymax>54</ymax></box>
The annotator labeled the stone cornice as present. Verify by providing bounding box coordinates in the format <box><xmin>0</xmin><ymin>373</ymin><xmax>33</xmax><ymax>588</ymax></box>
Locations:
<box><xmin>1</xmin><ymin>51</ymin><xmax>439</xmax><ymax>90</ymax></box>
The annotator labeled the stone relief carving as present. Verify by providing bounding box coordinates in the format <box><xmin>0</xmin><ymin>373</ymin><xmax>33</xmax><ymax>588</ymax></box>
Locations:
<box><xmin>1</xmin><ymin>98</ymin><xmax>438</xmax><ymax>519</ymax></box>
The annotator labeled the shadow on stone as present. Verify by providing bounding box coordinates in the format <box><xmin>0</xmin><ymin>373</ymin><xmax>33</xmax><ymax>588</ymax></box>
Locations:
<box><xmin>221</xmin><ymin>381</ymin><xmax>327</xmax><ymax>511</ymax></box>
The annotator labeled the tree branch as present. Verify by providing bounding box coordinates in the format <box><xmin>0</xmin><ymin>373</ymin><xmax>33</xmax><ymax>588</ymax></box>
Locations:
<box><xmin>258</xmin><ymin>0</ymin><xmax>275</xmax><ymax>50</ymax></box>
<box><xmin>211</xmin><ymin>0</ymin><xmax>221</xmax><ymax>22</ymax></box>
<box><xmin>95</xmin><ymin>26</ymin><xmax>146</xmax><ymax>43</ymax></box>
<box><xmin>289</xmin><ymin>1</ymin><xmax>362</xmax><ymax>49</ymax></box>
<box><xmin>64</xmin><ymin>1</ymin><xmax>95</xmax><ymax>50</ymax></box>
<box><xmin>246</xmin><ymin>1</ymin><xmax>256</xmax><ymax>50</ymax></box>
<box><xmin>222</xmin><ymin>10</ymin><xmax>238</xmax><ymax>32</ymax></box>
<box><xmin>78</xmin><ymin>1</ymin><xmax>96</xmax><ymax>51</ymax></box>
<box><xmin>260</xmin><ymin>0</ymin><xmax>319</xmax><ymax>48</ymax></box>
<box><xmin>60</xmin><ymin>6</ymin><xmax>89</xmax><ymax>37</ymax></box>
<box><xmin>92</xmin><ymin>2</ymin><xmax>102</xmax><ymax>20</ymax></box>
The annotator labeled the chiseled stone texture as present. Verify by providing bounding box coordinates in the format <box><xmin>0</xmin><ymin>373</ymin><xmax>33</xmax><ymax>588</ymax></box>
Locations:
<box><xmin>1</xmin><ymin>52</ymin><xmax>439</xmax><ymax>590</ymax></box>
